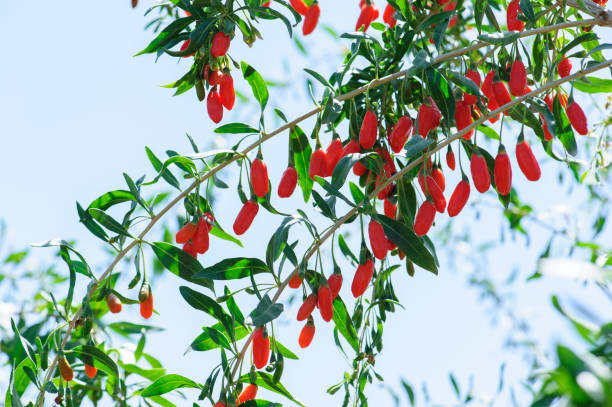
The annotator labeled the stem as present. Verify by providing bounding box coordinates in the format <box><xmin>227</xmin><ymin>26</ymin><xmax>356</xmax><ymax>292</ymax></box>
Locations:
<box><xmin>36</xmin><ymin>13</ymin><xmax>612</xmax><ymax>404</ymax></box>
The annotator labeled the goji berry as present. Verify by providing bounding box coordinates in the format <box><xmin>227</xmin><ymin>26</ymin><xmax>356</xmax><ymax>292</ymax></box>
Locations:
<box><xmin>389</xmin><ymin>116</ymin><xmax>414</xmax><ymax>153</ymax></box>
<box><xmin>215</xmin><ymin>402</ymin><xmax>227</xmax><ymax>407</ymax></box>
<box><xmin>384</xmin><ymin>199</ymin><xmax>397</xmax><ymax>219</ymax></box>
<box><xmin>368</xmin><ymin>219</ymin><xmax>388</xmax><ymax>260</ymax></box>
<box><xmin>432</xmin><ymin>166</ymin><xmax>446</xmax><ymax>192</ymax></box>
<box><xmin>59</xmin><ymin>356</ymin><xmax>73</xmax><ymax>382</ymax></box>
<box><xmin>566</xmin><ymin>101</ymin><xmax>588</xmax><ymax>135</ymax></box>
<box><xmin>183</xmin><ymin>242</ymin><xmax>197</xmax><ymax>257</ymax></box>
<box><xmin>356</xmin><ymin>4</ymin><xmax>375</xmax><ymax>31</ymax></box>
<box><xmin>106</xmin><ymin>292</ymin><xmax>122</xmax><ymax>314</ymax></box>
<box><xmin>417</xmin><ymin>99</ymin><xmax>441</xmax><ymax>138</ymax></box>
<box><xmin>251</xmin><ymin>158</ymin><xmax>269</xmax><ymax>198</ymax></box>
<box><xmin>328</xmin><ymin>271</ymin><xmax>343</xmax><ymax>299</ymax></box>
<box><xmin>140</xmin><ymin>289</ymin><xmax>154</xmax><ymax>319</ymax></box>
<box><xmin>278</xmin><ymin>166</ymin><xmax>298</xmax><ymax>198</ymax></box>
<box><xmin>85</xmin><ymin>364</ymin><xmax>97</xmax><ymax>379</ymax></box>
<box><xmin>455</xmin><ymin>100</ymin><xmax>474</xmax><ymax>140</ymax></box>
<box><xmin>219</xmin><ymin>73</ymin><xmax>235</xmax><ymax>110</ymax></box>
<box><xmin>208</xmin><ymin>68</ymin><xmax>223</xmax><ymax>86</ymax></box>
<box><xmin>447</xmin><ymin>177</ymin><xmax>470</xmax><ymax>217</ymax></box>
<box><xmin>482</xmin><ymin>71</ymin><xmax>495</xmax><ymax>98</ymax></box>
<box><xmin>425</xmin><ymin>175</ymin><xmax>446</xmax><ymax>213</ymax></box>
<box><xmin>211</xmin><ymin>32</ymin><xmax>230</xmax><ymax>58</ymax></box>
<box><xmin>176</xmin><ymin>222</ymin><xmax>197</xmax><ymax>244</ymax></box>
<box><xmin>463</xmin><ymin>69</ymin><xmax>481</xmax><ymax>105</ymax></box>
<box><xmin>487</xmin><ymin>95</ymin><xmax>501</xmax><ymax>123</ymax></box>
<box><xmin>131</xmin><ymin>0</ymin><xmax>138</xmax><ymax>8</ymax></box>
<box><xmin>541</xmin><ymin>114</ymin><xmax>553</xmax><ymax>141</ymax></box>
<box><xmin>494</xmin><ymin>144</ymin><xmax>512</xmax><ymax>196</ymax></box>
<box><xmin>207</xmin><ymin>88</ymin><xmax>223</xmax><ymax>123</ymax></box>
<box><xmin>252</xmin><ymin>326</ymin><xmax>270</xmax><ymax>369</ymax></box>
<box><xmin>509</xmin><ymin>59</ymin><xmax>527</xmax><ymax>97</ymax></box>
<box><xmin>558</xmin><ymin>56</ymin><xmax>572</xmax><ymax>78</ymax></box>
<box><xmin>317</xmin><ymin>285</ymin><xmax>333</xmax><ymax>322</ymax></box>
<box><xmin>288</xmin><ymin>273</ymin><xmax>302</xmax><ymax>289</ymax></box>
<box><xmin>309</xmin><ymin>147</ymin><xmax>328</xmax><ymax>179</ymax></box>
<box><xmin>299</xmin><ymin>317</ymin><xmax>316</xmax><ymax>348</ymax></box>
<box><xmin>297</xmin><ymin>293</ymin><xmax>317</xmax><ymax>321</ymax></box>
<box><xmin>446</xmin><ymin>146</ymin><xmax>456</xmax><ymax>170</ymax></box>
<box><xmin>233</xmin><ymin>200</ymin><xmax>259</xmax><ymax>235</ymax></box>
<box><xmin>262</xmin><ymin>1</ymin><xmax>271</xmax><ymax>5</ymax></box>
<box><xmin>326</xmin><ymin>138</ymin><xmax>344</xmax><ymax>176</ymax></box>
<box><xmin>515</xmin><ymin>137</ymin><xmax>541</xmax><ymax>181</ymax></box>
<box><xmin>192</xmin><ymin>217</ymin><xmax>210</xmax><ymax>254</ymax></box>
<box><xmin>291</xmin><ymin>0</ymin><xmax>309</xmax><ymax>15</ymax></box>
<box><xmin>383</xmin><ymin>4</ymin><xmax>397</xmax><ymax>27</ymax></box>
<box><xmin>492</xmin><ymin>80</ymin><xmax>512</xmax><ymax>114</ymax></box>
<box><xmin>470</xmin><ymin>151</ymin><xmax>491</xmax><ymax>193</ymax></box>
<box><xmin>414</xmin><ymin>200</ymin><xmax>436</xmax><ymax>236</ymax></box>
<box><xmin>359</xmin><ymin>109</ymin><xmax>378</xmax><ymax>149</ymax></box>
<box><xmin>238</xmin><ymin>384</ymin><xmax>258</xmax><ymax>404</ymax></box>
<box><xmin>506</xmin><ymin>0</ymin><xmax>525</xmax><ymax>31</ymax></box>
<box><xmin>342</xmin><ymin>139</ymin><xmax>360</xmax><ymax>157</ymax></box>
<box><xmin>302</xmin><ymin>3</ymin><xmax>320</xmax><ymax>35</ymax></box>
<box><xmin>352</xmin><ymin>258</ymin><xmax>374</xmax><ymax>297</ymax></box>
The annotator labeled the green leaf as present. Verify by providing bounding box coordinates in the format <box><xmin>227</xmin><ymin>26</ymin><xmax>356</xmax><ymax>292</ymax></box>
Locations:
<box><xmin>274</xmin><ymin>340</ymin><xmax>299</xmax><ymax>360</ymax></box>
<box><xmin>193</xmin><ymin>258</ymin><xmax>270</xmax><ymax>280</ymax></box>
<box><xmin>76</xmin><ymin>201</ymin><xmax>109</xmax><ymax>242</ymax></box>
<box><xmin>209</xmin><ymin>225</ymin><xmax>243</xmax><ymax>247</ymax></box>
<box><xmin>214</xmin><ymin>123</ymin><xmax>260</xmax><ymax>134</ymax></box>
<box><xmin>72</xmin><ymin>345</ymin><xmax>119</xmax><ymax>377</ymax></box>
<box><xmin>141</xmin><ymin>374</ymin><xmax>200</xmax><ymax>397</ymax></box>
<box><xmin>401</xmin><ymin>136</ymin><xmax>435</xmax><ymax>159</ymax></box>
<box><xmin>332</xmin><ymin>297</ymin><xmax>359</xmax><ymax>352</ymax></box>
<box><xmin>290</xmin><ymin>126</ymin><xmax>313</xmax><ymax>202</ymax></box>
<box><xmin>88</xmin><ymin>208</ymin><xmax>132</xmax><ymax>237</ymax></box>
<box><xmin>553</xmin><ymin>96</ymin><xmax>577</xmax><ymax>156</ymax></box>
<box><xmin>88</xmin><ymin>190</ymin><xmax>136</xmax><ymax>211</ymax></box>
<box><xmin>376</xmin><ymin>215</ymin><xmax>438</xmax><ymax>274</ymax></box>
<box><xmin>190</xmin><ymin>324</ymin><xmax>249</xmax><ymax>352</ymax></box>
<box><xmin>478</xmin><ymin>32</ymin><xmax>520</xmax><ymax>46</ymax></box>
<box><xmin>150</xmin><ymin>242</ymin><xmax>214</xmax><ymax>292</ymax></box>
<box><xmin>178</xmin><ymin>286</ymin><xmax>231</xmax><ymax>332</ymax></box>
<box><xmin>304</xmin><ymin>68</ymin><xmax>332</xmax><ymax>89</ymax></box>
<box><xmin>338</xmin><ymin>234</ymin><xmax>359</xmax><ymax>264</ymax></box>
<box><xmin>573</xmin><ymin>76</ymin><xmax>612</xmax><ymax>93</ymax></box>
<box><xmin>473</xmin><ymin>0</ymin><xmax>486</xmax><ymax>33</ymax></box>
<box><xmin>136</xmin><ymin>16</ymin><xmax>195</xmax><ymax>55</ymax></box>
<box><xmin>519</xmin><ymin>0</ymin><xmax>535</xmax><ymax>24</ymax></box>
<box><xmin>241</xmin><ymin>61</ymin><xmax>269</xmax><ymax>110</ymax></box>
<box><xmin>330</xmin><ymin>153</ymin><xmax>371</xmax><ymax>191</ymax></box>
<box><xmin>146</xmin><ymin>147</ymin><xmax>181</xmax><ymax>190</ymax></box>
<box><xmin>448</xmin><ymin>71</ymin><xmax>487</xmax><ymax>100</ymax></box>
<box><xmin>107</xmin><ymin>322</ymin><xmax>163</xmax><ymax>337</ymax></box>
<box><xmin>425</xmin><ymin>68</ymin><xmax>455</xmax><ymax>128</ymax></box>
<box><xmin>249</xmin><ymin>294</ymin><xmax>283</xmax><ymax>326</ymax></box>
<box><xmin>237</xmin><ymin>372</ymin><xmax>305</xmax><ymax>406</ymax></box>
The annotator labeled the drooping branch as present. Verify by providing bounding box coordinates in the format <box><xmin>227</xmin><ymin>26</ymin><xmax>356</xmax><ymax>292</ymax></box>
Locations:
<box><xmin>36</xmin><ymin>12</ymin><xmax>612</xmax><ymax>404</ymax></box>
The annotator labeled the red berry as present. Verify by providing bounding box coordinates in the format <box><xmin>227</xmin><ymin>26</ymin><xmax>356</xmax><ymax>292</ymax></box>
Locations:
<box><xmin>359</xmin><ymin>110</ymin><xmax>378</xmax><ymax>149</ymax></box>
<box><xmin>351</xmin><ymin>258</ymin><xmax>374</xmax><ymax>297</ymax></box>
<box><xmin>192</xmin><ymin>217</ymin><xmax>210</xmax><ymax>254</ymax></box>
<box><xmin>309</xmin><ymin>148</ymin><xmax>328</xmax><ymax>179</ymax></box>
<box><xmin>233</xmin><ymin>201</ymin><xmax>259</xmax><ymax>235</ymax></box>
<box><xmin>207</xmin><ymin>88</ymin><xmax>223</xmax><ymax>123</ymax></box>
<box><xmin>425</xmin><ymin>175</ymin><xmax>446</xmax><ymax>213</ymax></box>
<box><xmin>140</xmin><ymin>291</ymin><xmax>153</xmax><ymax>319</ymax></box>
<box><xmin>131</xmin><ymin>0</ymin><xmax>138</xmax><ymax>8</ymax></box>
<box><xmin>515</xmin><ymin>138</ymin><xmax>541</xmax><ymax>181</ymax></box>
<box><xmin>219</xmin><ymin>73</ymin><xmax>235</xmax><ymax>110</ymax></box>
<box><xmin>215</xmin><ymin>402</ymin><xmax>227</xmax><ymax>407</ymax></box>
<box><xmin>298</xmin><ymin>318</ymin><xmax>316</xmax><ymax>348</ymax></box>
<box><xmin>252</xmin><ymin>326</ymin><xmax>270</xmax><ymax>369</ymax></box>
<box><xmin>288</xmin><ymin>273</ymin><xmax>302</xmax><ymax>289</ymax></box>
<box><xmin>383</xmin><ymin>4</ymin><xmax>397</xmax><ymax>27</ymax></box>
<box><xmin>342</xmin><ymin>139</ymin><xmax>360</xmax><ymax>157</ymax></box>
<box><xmin>541</xmin><ymin>114</ymin><xmax>553</xmax><ymax>141</ymax></box>
<box><xmin>317</xmin><ymin>285</ymin><xmax>333</xmax><ymax>322</ymax></box>
<box><xmin>414</xmin><ymin>200</ymin><xmax>436</xmax><ymax>236</ymax></box>
<box><xmin>106</xmin><ymin>293</ymin><xmax>122</xmax><ymax>314</ymax></box>
<box><xmin>183</xmin><ymin>242</ymin><xmax>197</xmax><ymax>257</ymax></box>
<box><xmin>492</xmin><ymin>81</ymin><xmax>512</xmax><ymax>113</ymax></box>
<box><xmin>482</xmin><ymin>71</ymin><xmax>495</xmax><ymax>98</ymax></box>
<box><xmin>446</xmin><ymin>147</ymin><xmax>456</xmax><ymax>170</ymax></box>
<box><xmin>179</xmin><ymin>39</ymin><xmax>194</xmax><ymax>57</ymax></box>
<box><xmin>278</xmin><ymin>166</ymin><xmax>298</xmax><ymax>198</ymax></box>
<box><xmin>417</xmin><ymin>101</ymin><xmax>441</xmax><ymax>138</ymax></box>
<box><xmin>509</xmin><ymin>60</ymin><xmax>527</xmax><ymax>97</ymax></box>
<box><xmin>251</xmin><ymin>158</ymin><xmax>270</xmax><ymax>198</ymax></box>
<box><xmin>262</xmin><ymin>1</ymin><xmax>271</xmax><ymax>5</ymax></box>
<box><xmin>328</xmin><ymin>272</ymin><xmax>343</xmax><ymax>299</ymax></box>
<box><xmin>388</xmin><ymin>116</ymin><xmax>414</xmax><ymax>153</ymax></box>
<box><xmin>238</xmin><ymin>384</ymin><xmax>258</xmax><ymax>404</ymax></box>
<box><xmin>326</xmin><ymin>138</ymin><xmax>344</xmax><ymax>176</ymax></box>
<box><xmin>290</xmin><ymin>0</ymin><xmax>309</xmax><ymax>15</ymax></box>
<box><xmin>463</xmin><ymin>69</ymin><xmax>481</xmax><ymax>105</ymax></box>
<box><xmin>566</xmin><ymin>101</ymin><xmax>588</xmax><ymax>135</ymax></box>
<box><xmin>85</xmin><ymin>364</ymin><xmax>98</xmax><ymax>379</ymax></box>
<box><xmin>211</xmin><ymin>32</ymin><xmax>230</xmax><ymax>58</ymax></box>
<box><xmin>208</xmin><ymin>68</ymin><xmax>223</xmax><ymax>86</ymax></box>
<box><xmin>455</xmin><ymin>100</ymin><xmax>474</xmax><ymax>140</ymax></box>
<box><xmin>356</xmin><ymin>4</ymin><xmax>375</xmax><ymax>31</ymax></box>
<box><xmin>297</xmin><ymin>293</ymin><xmax>318</xmax><ymax>321</ymax></box>
<box><xmin>507</xmin><ymin>0</ymin><xmax>525</xmax><ymax>31</ymax></box>
<box><xmin>59</xmin><ymin>357</ymin><xmax>73</xmax><ymax>382</ymax></box>
<box><xmin>368</xmin><ymin>219</ymin><xmax>388</xmax><ymax>260</ymax></box>
<box><xmin>176</xmin><ymin>222</ymin><xmax>197</xmax><ymax>244</ymax></box>
<box><xmin>432</xmin><ymin>166</ymin><xmax>446</xmax><ymax>192</ymax></box>
<box><xmin>302</xmin><ymin>3</ymin><xmax>320</xmax><ymax>35</ymax></box>
<box><xmin>470</xmin><ymin>151</ymin><xmax>491</xmax><ymax>193</ymax></box>
<box><xmin>447</xmin><ymin>179</ymin><xmax>470</xmax><ymax>217</ymax></box>
<box><xmin>487</xmin><ymin>96</ymin><xmax>501</xmax><ymax>123</ymax></box>
<box><xmin>384</xmin><ymin>199</ymin><xmax>397</xmax><ymax>219</ymax></box>
<box><xmin>558</xmin><ymin>56</ymin><xmax>572</xmax><ymax>78</ymax></box>
<box><xmin>545</xmin><ymin>93</ymin><xmax>554</xmax><ymax>111</ymax></box>
<box><xmin>494</xmin><ymin>145</ymin><xmax>512</xmax><ymax>196</ymax></box>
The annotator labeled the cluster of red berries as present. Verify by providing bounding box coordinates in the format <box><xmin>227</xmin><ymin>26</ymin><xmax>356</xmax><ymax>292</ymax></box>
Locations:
<box><xmin>176</xmin><ymin>213</ymin><xmax>215</xmax><ymax>256</ymax></box>
<box><xmin>287</xmin><ymin>0</ymin><xmax>321</xmax><ymax>35</ymax></box>
<box><xmin>356</xmin><ymin>1</ymin><xmax>399</xmax><ymax>30</ymax></box>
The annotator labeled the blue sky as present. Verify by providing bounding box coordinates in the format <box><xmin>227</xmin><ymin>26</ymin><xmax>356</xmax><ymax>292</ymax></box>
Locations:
<box><xmin>1</xmin><ymin>1</ymin><xmax>611</xmax><ymax>406</ymax></box>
